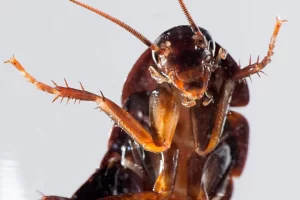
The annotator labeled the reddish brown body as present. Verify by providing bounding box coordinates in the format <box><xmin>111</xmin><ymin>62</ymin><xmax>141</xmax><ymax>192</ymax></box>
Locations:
<box><xmin>3</xmin><ymin>0</ymin><xmax>286</xmax><ymax>200</ymax></box>
<box><xmin>66</xmin><ymin>27</ymin><xmax>250</xmax><ymax>200</ymax></box>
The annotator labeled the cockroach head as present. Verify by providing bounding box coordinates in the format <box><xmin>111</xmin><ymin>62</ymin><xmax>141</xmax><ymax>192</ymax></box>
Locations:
<box><xmin>151</xmin><ymin>26</ymin><xmax>218</xmax><ymax>107</ymax></box>
<box><xmin>148</xmin><ymin>0</ymin><xmax>224</xmax><ymax>107</ymax></box>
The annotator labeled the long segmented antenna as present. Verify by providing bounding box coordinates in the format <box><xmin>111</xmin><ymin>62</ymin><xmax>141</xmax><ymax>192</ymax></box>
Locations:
<box><xmin>69</xmin><ymin>0</ymin><xmax>162</xmax><ymax>54</ymax></box>
<box><xmin>178</xmin><ymin>0</ymin><xmax>207</xmax><ymax>47</ymax></box>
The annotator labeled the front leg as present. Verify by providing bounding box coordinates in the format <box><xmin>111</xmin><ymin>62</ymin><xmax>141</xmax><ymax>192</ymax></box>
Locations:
<box><xmin>191</xmin><ymin>80</ymin><xmax>235</xmax><ymax>155</ymax></box>
<box><xmin>4</xmin><ymin>56</ymin><xmax>179</xmax><ymax>154</ymax></box>
<box><xmin>233</xmin><ymin>16</ymin><xmax>286</xmax><ymax>80</ymax></box>
<box><xmin>152</xmin><ymin>144</ymin><xmax>179</xmax><ymax>200</ymax></box>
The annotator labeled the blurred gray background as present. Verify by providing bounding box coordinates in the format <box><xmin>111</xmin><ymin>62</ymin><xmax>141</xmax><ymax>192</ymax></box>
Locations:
<box><xmin>0</xmin><ymin>0</ymin><xmax>297</xmax><ymax>199</ymax></box>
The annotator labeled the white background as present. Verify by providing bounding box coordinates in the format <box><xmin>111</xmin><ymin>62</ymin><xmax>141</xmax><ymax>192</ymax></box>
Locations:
<box><xmin>0</xmin><ymin>0</ymin><xmax>297</xmax><ymax>200</ymax></box>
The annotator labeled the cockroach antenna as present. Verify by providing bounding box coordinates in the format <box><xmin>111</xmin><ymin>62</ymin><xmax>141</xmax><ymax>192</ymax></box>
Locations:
<box><xmin>69</xmin><ymin>0</ymin><xmax>163</xmax><ymax>54</ymax></box>
<box><xmin>178</xmin><ymin>0</ymin><xmax>208</xmax><ymax>47</ymax></box>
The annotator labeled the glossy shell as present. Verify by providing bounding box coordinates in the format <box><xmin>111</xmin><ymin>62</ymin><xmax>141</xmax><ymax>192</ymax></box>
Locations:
<box><xmin>71</xmin><ymin>26</ymin><xmax>250</xmax><ymax>200</ymax></box>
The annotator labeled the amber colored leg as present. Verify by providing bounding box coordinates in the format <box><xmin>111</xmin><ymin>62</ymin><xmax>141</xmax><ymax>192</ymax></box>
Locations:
<box><xmin>149</xmin><ymin>87</ymin><xmax>180</xmax><ymax>147</ymax></box>
<box><xmin>193</xmin><ymin>80</ymin><xmax>236</xmax><ymax>155</ymax></box>
<box><xmin>4</xmin><ymin>56</ymin><xmax>178</xmax><ymax>153</ymax></box>
<box><xmin>233</xmin><ymin>16</ymin><xmax>287</xmax><ymax>80</ymax></box>
<box><xmin>153</xmin><ymin>144</ymin><xmax>179</xmax><ymax>200</ymax></box>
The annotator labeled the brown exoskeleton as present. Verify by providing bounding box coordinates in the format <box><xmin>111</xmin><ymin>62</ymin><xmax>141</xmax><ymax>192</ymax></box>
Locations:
<box><xmin>4</xmin><ymin>0</ymin><xmax>286</xmax><ymax>199</ymax></box>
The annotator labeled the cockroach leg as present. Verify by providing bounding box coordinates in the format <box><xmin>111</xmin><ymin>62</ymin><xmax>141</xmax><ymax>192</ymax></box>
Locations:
<box><xmin>193</xmin><ymin>80</ymin><xmax>235</xmax><ymax>156</ymax></box>
<box><xmin>149</xmin><ymin>87</ymin><xmax>180</xmax><ymax>147</ymax></box>
<box><xmin>4</xmin><ymin>57</ymin><xmax>98</xmax><ymax>103</ymax></box>
<box><xmin>233</xmin><ymin>16</ymin><xmax>287</xmax><ymax>80</ymax></box>
<box><xmin>4</xmin><ymin>56</ymin><xmax>173</xmax><ymax>153</ymax></box>
<box><xmin>120</xmin><ymin>145</ymin><xmax>144</xmax><ymax>178</ymax></box>
<box><xmin>153</xmin><ymin>144</ymin><xmax>179</xmax><ymax>200</ymax></box>
<box><xmin>4</xmin><ymin>56</ymin><xmax>57</xmax><ymax>95</ymax></box>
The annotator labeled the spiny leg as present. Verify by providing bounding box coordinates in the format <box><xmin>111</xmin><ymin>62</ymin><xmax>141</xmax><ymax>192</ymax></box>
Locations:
<box><xmin>4</xmin><ymin>56</ymin><xmax>177</xmax><ymax>153</ymax></box>
<box><xmin>233</xmin><ymin>16</ymin><xmax>287</xmax><ymax>80</ymax></box>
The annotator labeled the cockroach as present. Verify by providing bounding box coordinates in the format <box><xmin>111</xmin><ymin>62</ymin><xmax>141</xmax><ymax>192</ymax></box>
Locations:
<box><xmin>4</xmin><ymin>0</ymin><xmax>286</xmax><ymax>199</ymax></box>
